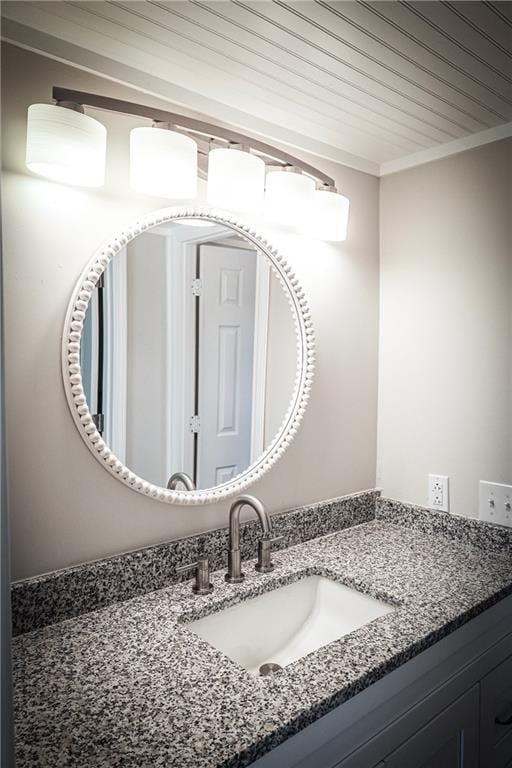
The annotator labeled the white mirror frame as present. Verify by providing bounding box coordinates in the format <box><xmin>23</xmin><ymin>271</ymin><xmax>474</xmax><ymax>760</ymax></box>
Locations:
<box><xmin>62</xmin><ymin>207</ymin><xmax>315</xmax><ymax>505</ymax></box>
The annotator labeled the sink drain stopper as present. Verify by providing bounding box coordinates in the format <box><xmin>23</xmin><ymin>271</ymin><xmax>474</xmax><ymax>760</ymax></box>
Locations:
<box><xmin>259</xmin><ymin>662</ymin><xmax>283</xmax><ymax>676</ymax></box>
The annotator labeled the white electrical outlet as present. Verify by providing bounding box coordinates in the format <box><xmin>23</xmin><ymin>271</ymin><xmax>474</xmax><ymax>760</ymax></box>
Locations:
<box><xmin>428</xmin><ymin>474</ymin><xmax>449</xmax><ymax>512</ymax></box>
<box><xmin>479</xmin><ymin>481</ymin><xmax>512</xmax><ymax>527</ymax></box>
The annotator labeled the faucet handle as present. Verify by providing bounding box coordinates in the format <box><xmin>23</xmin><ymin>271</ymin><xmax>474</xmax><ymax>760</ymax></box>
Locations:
<box><xmin>255</xmin><ymin>535</ymin><xmax>283</xmax><ymax>574</ymax></box>
<box><xmin>176</xmin><ymin>556</ymin><xmax>214</xmax><ymax>595</ymax></box>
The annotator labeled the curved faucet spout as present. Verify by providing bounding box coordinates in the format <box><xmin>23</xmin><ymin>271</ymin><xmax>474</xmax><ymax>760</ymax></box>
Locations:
<box><xmin>167</xmin><ymin>472</ymin><xmax>195</xmax><ymax>491</ymax></box>
<box><xmin>225</xmin><ymin>495</ymin><xmax>271</xmax><ymax>583</ymax></box>
<box><xmin>228</xmin><ymin>495</ymin><xmax>271</xmax><ymax>546</ymax></box>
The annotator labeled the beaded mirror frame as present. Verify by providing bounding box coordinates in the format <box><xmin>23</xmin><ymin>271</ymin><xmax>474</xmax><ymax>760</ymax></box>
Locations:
<box><xmin>62</xmin><ymin>207</ymin><xmax>315</xmax><ymax>505</ymax></box>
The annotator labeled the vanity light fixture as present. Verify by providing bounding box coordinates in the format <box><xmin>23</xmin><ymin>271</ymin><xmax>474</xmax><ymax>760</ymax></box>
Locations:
<box><xmin>207</xmin><ymin>145</ymin><xmax>265</xmax><ymax>215</ymax></box>
<box><xmin>311</xmin><ymin>186</ymin><xmax>350</xmax><ymax>242</ymax></box>
<box><xmin>25</xmin><ymin>102</ymin><xmax>106</xmax><ymax>187</ymax></box>
<box><xmin>130</xmin><ymin>123</ymin><xmax>197</xmax><ymax>199</ymax></box>
<box><xmin>25</xmin><ymin>87</ymin><xmax>350</xmax><ymax>239</ymax></box>
<box><xmin>264</xmin><ymin>167</ymin><xmax>315</xmax><ymax>229</ymax></box>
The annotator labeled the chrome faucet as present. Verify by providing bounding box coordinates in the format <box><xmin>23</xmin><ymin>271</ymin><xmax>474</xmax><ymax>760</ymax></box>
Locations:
<box><xmin>225</xmin><ymin>495</ymin><xmax>280</xmax><ymax>583</ymax></box>
<box><xmin>167</xmin><ymin>471</ymin><xmax>195</xmax><ymax>491</ymax></box>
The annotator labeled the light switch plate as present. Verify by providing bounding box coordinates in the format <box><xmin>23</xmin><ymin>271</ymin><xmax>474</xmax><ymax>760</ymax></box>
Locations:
<box><xmin>428</xmin><ymin>474</ymin><xmax>449</xmax><ymax>512</ymax></box>
<box><xmin>479</xmin><ymin>481</ymin><xmax>512</xmax><ymax>527</ymax></box>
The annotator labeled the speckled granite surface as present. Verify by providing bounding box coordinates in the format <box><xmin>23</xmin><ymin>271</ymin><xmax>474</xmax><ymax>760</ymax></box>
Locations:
<box><xmin>13</xmin><ymin>516</ymin><xmax>512</xmax><ymax>768</ymax></box>
<box><xmin>376</xmin><ymin>496</ymin><xmax>512</xmax><ymax>552</ymax></box>
<box><xmin>12</xmin><ymin>490</ymin><xmax>377</xmax><ymax>636</ymax></box>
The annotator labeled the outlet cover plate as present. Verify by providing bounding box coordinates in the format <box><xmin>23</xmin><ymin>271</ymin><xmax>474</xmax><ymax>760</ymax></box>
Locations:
<box><xmin>428</xmin><ymin>474</ymin><xmax>449</xmax><ymax>512</ymax></box>
<box><xmin>479</xmin><ymin>481</ymin><xmax>512</xmax><ymax>527</ymax></box>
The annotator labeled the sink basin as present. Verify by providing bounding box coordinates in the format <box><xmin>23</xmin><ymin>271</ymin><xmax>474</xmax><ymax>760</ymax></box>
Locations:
<box><xmin>188</xmin><ymin>575</ymin><xmax>396</xmax><ymax>674</ymax></box>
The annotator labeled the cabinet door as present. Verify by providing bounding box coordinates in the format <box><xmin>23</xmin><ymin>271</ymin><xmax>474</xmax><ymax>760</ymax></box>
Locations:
<box><xmin>383</xmin><ymin>685</ymin><xmax>479</xmax><ymax>768</ymax></box>
<box><xmin>480</xmin><ymin>653</ymin><xmax>512</xmax><ymax>768</ymax></box>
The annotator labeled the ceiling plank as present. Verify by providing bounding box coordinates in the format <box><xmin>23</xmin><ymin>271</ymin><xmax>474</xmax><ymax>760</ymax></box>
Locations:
<box><xmin>138</xmin><ymin>0</ymin><xmax>428</xmax><ymax>154</ymax></box>
<box><xmin>447</xmin><ymin>1</ymin><xmax>512</xmax><ymax>59</ymax></box>
<box><xmin>227</xmin><ymin>1</ymin><xmax>471</xmax><ymax>139</ymax></box>
<box><xmin>76</xmin><ymin>0</ymin><xmax>415</xmax><ymax>159</ymax></box>
<box><xmin>280</xmin><ymin>0</ymin><xmax>498</xmax><ymax>131</ymax></box>
<box><xmin>363</xmin><ymin>1</ymin><xmax>511</xmax><ymax>118</ymax></box>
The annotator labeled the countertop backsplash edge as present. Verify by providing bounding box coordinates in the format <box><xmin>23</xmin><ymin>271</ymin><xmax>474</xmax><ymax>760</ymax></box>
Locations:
<box><xmin>11</xmin><ymin>488</ymin><xmax>379</xmax><ymax>635</ymax></box>
<box><xmin>377</xmin><ymin>496</ymin><xmax>512</xmax><ymax>553</ymax></box>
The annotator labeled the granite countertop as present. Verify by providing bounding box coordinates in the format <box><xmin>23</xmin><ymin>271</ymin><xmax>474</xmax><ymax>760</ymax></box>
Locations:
<box><xmin>12</xmin><ymin>517</ymin><xmax>512</xmax><ymax>768</ymax></box>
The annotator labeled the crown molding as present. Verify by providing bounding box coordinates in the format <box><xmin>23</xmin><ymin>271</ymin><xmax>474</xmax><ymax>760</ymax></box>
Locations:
<box><xmin>379</xmin><ymin>122</ymin><xmax>512</xmax><ymax>177</ymax></box>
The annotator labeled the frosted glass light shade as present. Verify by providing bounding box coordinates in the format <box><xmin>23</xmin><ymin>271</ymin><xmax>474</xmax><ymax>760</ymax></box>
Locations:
<box><xmin>311</xmin><ymin>189</ymin><xmax>350</xmax><ymax>242</ymax></box>
<box><xmin>130</xmin><ymin>127</ymin><xmax>197</xmax><ymax>199</ymax></box>
<box><xmin>26</xmin><ymin>103</ymin><xmax>107</xmax><ymax>187</ymax></box>
<box><xmin>207</xmin><ymin>148</ymin><xmax>265</xmax><ymax>214</ymax></box>
<box><xmin>264</xmin><ymin>170</ymin><xmax>315</xmax><ymax>229</ymax></box>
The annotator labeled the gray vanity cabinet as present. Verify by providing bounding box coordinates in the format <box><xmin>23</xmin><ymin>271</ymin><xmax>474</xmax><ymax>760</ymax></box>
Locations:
<box><xmin>480</xmin><ymin>654</ymin><xmax>512</xmax><ymax>768</ymax></box>
<box><xmin>380</xmin><ymin>685</ymin><xmax>479</xmax><ymax>768</ymax></box>
<box><xmin>334</xmin><ymin>685</ymin><xmax>479</xmax><ymax>768</ymax></box>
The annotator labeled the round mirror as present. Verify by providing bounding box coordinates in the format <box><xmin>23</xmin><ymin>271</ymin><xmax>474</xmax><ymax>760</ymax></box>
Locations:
<box><xmin>62</xmin><ymin>208</ymin><xmax>314</xmax><ymax>504</ymax></box>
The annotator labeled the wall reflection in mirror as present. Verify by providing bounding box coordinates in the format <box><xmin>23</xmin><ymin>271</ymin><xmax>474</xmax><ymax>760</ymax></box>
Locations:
<box><xmin>81</xmin><ymin>219</ymin><xmax>297</xmax><ymax>491</ymax></box>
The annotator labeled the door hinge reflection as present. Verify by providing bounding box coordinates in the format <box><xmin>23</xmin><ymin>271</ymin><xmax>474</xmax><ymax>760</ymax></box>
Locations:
<box><xmin>189</xmin><ymin>415</ymin><xmax>201</xmax><ymax>434</ymax></box>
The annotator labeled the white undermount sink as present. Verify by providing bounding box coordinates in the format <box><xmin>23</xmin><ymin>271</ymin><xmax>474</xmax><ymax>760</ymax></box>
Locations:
<box><xmin>188</xmin><ymin>575</ymin><xmax>396</xmax><ymax>675</ymax></box>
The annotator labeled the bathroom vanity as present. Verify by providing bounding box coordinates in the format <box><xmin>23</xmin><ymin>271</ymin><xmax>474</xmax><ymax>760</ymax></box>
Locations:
<box><xmin>11</xmin><ymin>495</ymin><xmax>512</xmax><ymax>768</ymax></box>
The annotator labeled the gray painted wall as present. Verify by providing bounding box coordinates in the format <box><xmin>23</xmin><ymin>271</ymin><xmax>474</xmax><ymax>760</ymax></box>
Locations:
<box><xmin>378</xmin><ymin>139</ymin><xmax>512</xmax><ymax>517</ymax></box>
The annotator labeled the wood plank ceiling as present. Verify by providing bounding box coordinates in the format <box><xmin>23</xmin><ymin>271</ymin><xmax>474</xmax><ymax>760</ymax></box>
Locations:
<box><xmin>2</xmin><ymin>1</ymin><xmax>511</xmax><ymax>175</ymax></box>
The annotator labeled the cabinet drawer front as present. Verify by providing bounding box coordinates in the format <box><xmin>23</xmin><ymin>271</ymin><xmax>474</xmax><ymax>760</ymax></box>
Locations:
<box><xmin>481</xmin><ymin>654</ymin><xmax>512</xmax><ymax>753</ymax></box>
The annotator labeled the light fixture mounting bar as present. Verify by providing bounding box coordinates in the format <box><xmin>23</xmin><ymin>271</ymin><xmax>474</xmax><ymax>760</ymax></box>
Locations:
<box><xmin>52</xmin><ymin>87</ymin><xmax>335</xmax><ymax>188</ymax></box>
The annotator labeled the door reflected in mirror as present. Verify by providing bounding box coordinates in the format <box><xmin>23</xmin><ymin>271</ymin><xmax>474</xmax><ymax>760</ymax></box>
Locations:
<box><xmin>80</xmin><ymin>220</ymin><xmax>298</xmax><ymax>491</ymax></box>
